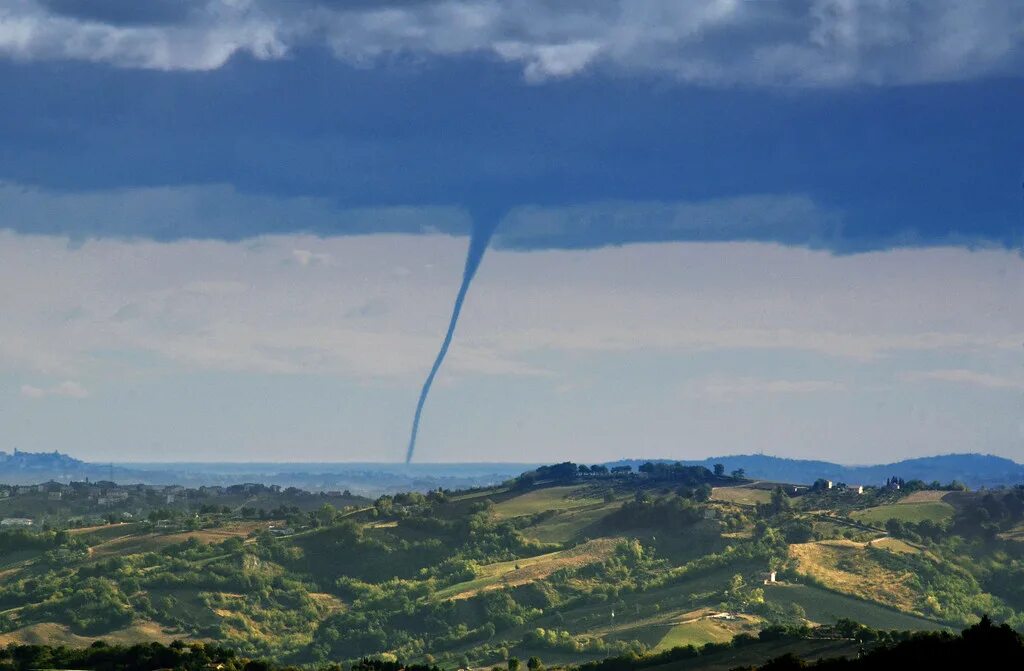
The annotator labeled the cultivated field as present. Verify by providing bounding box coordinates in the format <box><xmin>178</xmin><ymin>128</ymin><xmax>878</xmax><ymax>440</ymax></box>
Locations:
<box><xmin>899</xmin><ymin>491</ymin><xmax>951</xmax><ymax>504</ymax></box>
<box><xmin>851</xmin><ymin>501</ymin><xmax>953</xmax><ymax>525</ymax></box>
<box><xmin>436</xmin><ymin>537</ymin><xmax>621</xmax><ymax>600</ymax></box>
<box><xmin>652</xmin><ymin>615</ymin><xmax>755</xmax><ymax>651</ymax></box>
<box><xmin>763</xmin><ymin>583</ymin><xmax>945</xmax><ymax>631</ymax></box>
<box><xmin>491</xmin><ymin>485</ymin><xmax>604</xmax><ymax>519</ymax></box>
<box><xmin>519</xmin><ymin>501</ymin><xmax>622</xmax><ymax>543</ymax></box>
<box><xmin>710</xmin><ymin>486</ymin><xmax>772</xmax><ymax>506</ymax></box>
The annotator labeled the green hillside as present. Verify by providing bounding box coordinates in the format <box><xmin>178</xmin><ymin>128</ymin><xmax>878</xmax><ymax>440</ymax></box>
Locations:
<box><xmin>0</xmin><ymin>463</ymin><xmax>1022</xmax><ymax>668</ymax></box>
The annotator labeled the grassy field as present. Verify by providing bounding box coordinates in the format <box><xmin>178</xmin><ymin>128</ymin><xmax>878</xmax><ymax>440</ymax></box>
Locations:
<box><xmin>644</xmin><ymin>638</ymin><xmax>862</xmax><ymax>671</ymax></box>
<box><xmin>435</xmin><ymin>537</ymin><xmax>622</xmax><ymax>600</ymax></box>
<box><xmin>899</xmin><ymin>491</ymin><xmax>950</xmax><ymax>504</ymax></box>
<box><xmin>86</xmin><ymin>522</ymin><xmax>269</xmax><ymax>557</ymax></box>
<box><xmin>789</xmin><ymin>540</ymin><xmax>919</xmax><ymax>611</ymax></box>
<box><xmin>69</xmin><ymin>522</ymin><xmax>139</xmax><ymax>543</ymax></box>
<box><xmin>851</xmin><ymin>501</ymin><xmax>954</xmax><ymax>525</ymax></box>
<box><xmin>0</xmin><ymin>620</ymin><xmax>185</xmax><ymax>647</ymax></box>
<box><xmin>491</xmin><ymin>485</ymin><xmax>604</xmax><ymax>520</ymax></box>
<box><xmin>999</xmin><ymin>524</ymin><xmax>1024</xmax><ymax>542</ymax></box>
<box><xmin>868</xmin><ymin>537</ymin><xmax>920</xmax><ymax>554</ymax></box>
<box><xmin>653</xmin><ymin>617</ymin><xmax>746</xmax><ymax>651</ymax></box>
<box><xmin>710</xmin><ymin>487</ymin><xmax>772</xmax><ymax>506</ymax></box>
<box><xmin>519</xmin><ymin>501</ymin><xmax>622</xmax><ymax>543</ymax></box>
<box><xmin>764</xmin><ymin>583</ymin><xmax>945</xmax><ymax>631</ymax></box>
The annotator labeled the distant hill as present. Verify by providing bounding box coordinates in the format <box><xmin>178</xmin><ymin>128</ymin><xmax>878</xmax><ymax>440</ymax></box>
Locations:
<box><xmin>3</xmin><ymin>450</ymin><xmax>1022</xmax><ymax>492</ymax></box>
<box><xmin>0</xmin><ymin>450</ymin><xmax>535</xmax><ymax>494</ymax></box>
<box><xmin>609</xmin><ymin>453</ymin><xmax>1024</xmax><ymax>489</ymax></box>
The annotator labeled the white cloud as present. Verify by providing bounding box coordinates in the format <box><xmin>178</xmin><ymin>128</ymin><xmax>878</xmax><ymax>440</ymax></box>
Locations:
<box><xmin>20</xmin><ymin>380</ymin><xmax>89</xmax><ymax>399</ymax></box>
<box><xmin>0</xmin><ymin>228</ymin><xmax>1021</xmax><ymax>386</ymax></box>
<box><xmin>292</xmin><ymin>249</ymin><xmax>331</xmax><ymax>267</ymax></box>
<box><xmin>689</xmin><ymin>376</ymin><xmax>847</xmax><ymax>400</ymax></box>
<box><xmin>1</xmin><ymin>1</ymin><xmax>1021</xmax><ymax>85</ymax></box>
<box><xmin>901</xmin><ymin>369</ymin><xmax>1024</xmax><ymax>390</ymax></box>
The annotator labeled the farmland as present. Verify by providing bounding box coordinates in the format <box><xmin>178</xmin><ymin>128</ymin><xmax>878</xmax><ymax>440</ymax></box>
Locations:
<box><xmin>763</xmin><ymin>584</ymin><xmax>945</xmax><ymax>632</ymax></box>
<box><xmin>710</xmin><ymin>486</ymin><xmax>772</xmax><ymax>506</ymax></box>
<box><xmin>491</xmin><ymin>485</ymin><xmax>606</xmax><ymax>519</ymax></box>
<box><xmin>0</xmin><ymin>461</ymin><xmax>1021</xmax><ymax>667</ymax></box>
<box><xmin>851</xmin><ymin>501</ymin><xmax>954</xmax><ymax>525</ymax></box>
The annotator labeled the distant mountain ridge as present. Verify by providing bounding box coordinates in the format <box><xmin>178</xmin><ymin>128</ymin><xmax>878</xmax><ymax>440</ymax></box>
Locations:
<box><xmin>2</xmin><ymin>450</ymin><xmax>1022</xmax><ymax>491</ymax></box>
<box><xmin>610</xmin><ymin>453</ymin><xmax>1024</xmax><ymax>489</ymax></box>
<box><xmin>0</xmin><ymin>450</ymin><xmax>534</xmax><ymax>494</ymax></box>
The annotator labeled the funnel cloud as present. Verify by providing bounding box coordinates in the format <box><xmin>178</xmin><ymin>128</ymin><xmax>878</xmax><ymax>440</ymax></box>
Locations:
<box><xmin>405</xmin><ymin>219</ymin><xmax>499</xmax><ymax>463</ymax></box>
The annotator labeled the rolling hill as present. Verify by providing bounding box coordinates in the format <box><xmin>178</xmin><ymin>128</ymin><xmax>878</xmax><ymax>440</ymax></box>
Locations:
<box><xmin>0</xmin><ymin>460</ymin><xmax>1022</xmax><ymax>668</ymax></box>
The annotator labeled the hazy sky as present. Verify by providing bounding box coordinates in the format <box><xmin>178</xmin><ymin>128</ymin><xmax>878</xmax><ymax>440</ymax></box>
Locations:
<box><xmin>1</xmin><ymin>1</ymin><xmax>1022</xmax><ymax>464</ymax></box>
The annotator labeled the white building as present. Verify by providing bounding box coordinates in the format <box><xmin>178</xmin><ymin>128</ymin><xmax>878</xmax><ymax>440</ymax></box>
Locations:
<box><xmin>1</xmin><ymin>518</ymin><xmax>33</xmax><ymax>527</ymax></box>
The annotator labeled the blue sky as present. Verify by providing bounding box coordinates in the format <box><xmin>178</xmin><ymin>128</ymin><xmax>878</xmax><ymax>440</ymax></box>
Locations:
<box><xmin>1</xmin><ymin>0</ymin><xmax>1022</xmax><ymax>463</ymax></box>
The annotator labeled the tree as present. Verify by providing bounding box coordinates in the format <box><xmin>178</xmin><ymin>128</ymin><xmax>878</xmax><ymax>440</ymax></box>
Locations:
<box><xmin>770</xmin><ymin>487</ymin><xmax>791</xmax><ymax>513</ymax></box>
<box><xmin>731</xmin><ymin>468</ymin><xmax>746</xmax><ymax>479</ymax></box>
<box><xmin>508</xmin><ymin>658</ymin><xmax>521</xmax><ymax>671</ymax></box>
<box><xmin>527</xmin><ymin>657</ymin><xmax>543</xmax><ymax>671</ymax></box>
<box><xmin>714</xmin><ymin>463</ymin><xmax>725</xmax><ymax>477</ymax></box>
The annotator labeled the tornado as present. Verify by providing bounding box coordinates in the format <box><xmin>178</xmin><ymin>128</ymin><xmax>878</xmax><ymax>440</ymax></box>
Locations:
<box><xmin>405</xmin><ymin>218</ymin><xmax>498</xmax><ymax>463</ymax></box>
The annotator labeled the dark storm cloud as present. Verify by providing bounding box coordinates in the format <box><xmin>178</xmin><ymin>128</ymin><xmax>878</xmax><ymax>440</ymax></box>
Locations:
<box><xmin>0</xmin><ymin>51</ymin><xmax>1020</xmax><ymax>253</ymax></box>
<box><xmin>0</xmin><ymin>2</ymin><xmax>1020</xmax><ymax>252</ymax></box>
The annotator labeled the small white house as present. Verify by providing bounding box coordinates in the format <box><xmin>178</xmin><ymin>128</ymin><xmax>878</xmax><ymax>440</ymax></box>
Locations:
<box><xmin>1</xmin><ymin>518</ymin><xmax>33</xmax><ymax>527</ymax></box>
<box><xmin>762</xmin><ymin>571</ymin><xmax>777</xmax><ymax>585</ymax></box>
